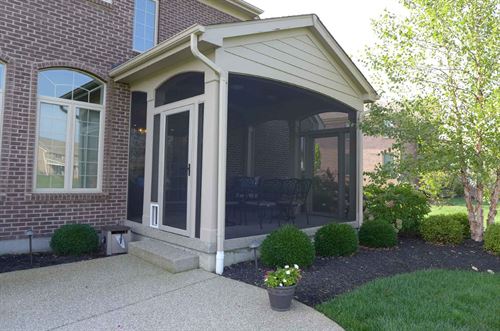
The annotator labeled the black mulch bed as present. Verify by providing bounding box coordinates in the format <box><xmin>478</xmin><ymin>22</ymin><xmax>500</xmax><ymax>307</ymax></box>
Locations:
<box><xmin>223</xmin><ymin>238</ymin><xmax>500</xmax><ymax>306</ymax></box>
<box><xmin>0</xmin><ymin>251</ymin><xmax>107</xmax><ymax>274</ymax></box>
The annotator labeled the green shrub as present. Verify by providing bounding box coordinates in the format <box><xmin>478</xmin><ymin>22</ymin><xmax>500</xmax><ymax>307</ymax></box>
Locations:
<box><xmin>50</xmin><ymin>224</ymin><xmax>99</xmax><ymax>256</ymax></box>
<box><xmin>314</xmin><ymin>223</ymin><xmax>358</xmax><ymax>256</ymax></box>
<box><xmin>420</xmin><ymin>215</ymin><xmax>464</xmax><ymax>245</ymax></box>
<box><xmin>364</xmin><ymin>183</ymin><xmax>430</xmax><ymax>235</ymax></box>
<box><xmin>260</xmin><ymin>225</ymin><xmax>315</xmax><ymax>268</ymax></box>
<box><xmin>359</xmin><ymin>220</ymin><xmax>398</xmax><ymax>248</ymax></box>
<box><xmin>484</xmin><ymin>223</ymin><xmax>500</xmax><ymax>255</ymax></box>
<box><xmin>445</xmin><ymin>213</ymin><xmax>470</xmax><ymax>239</ymax></box>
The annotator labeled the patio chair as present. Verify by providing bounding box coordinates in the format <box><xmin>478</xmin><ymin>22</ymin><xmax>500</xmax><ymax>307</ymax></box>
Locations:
<box><xmin>231</xmin><ymin>176</ymin><xmax>258</xmax><ymax>225</ymax></box>
<box><xmin>276</xmin><ymin>178</ymin><xmax>299</xmax><ymax>224</ymax></box>
<box><xmin>296</xmin><ymin>179</ymin><xmax>312</xmax><ymax>224</ymax></box>
<box><xmin>245</xmin><ymin>178</ymin><xmax>282</xmax><ymax>229</ymax></box>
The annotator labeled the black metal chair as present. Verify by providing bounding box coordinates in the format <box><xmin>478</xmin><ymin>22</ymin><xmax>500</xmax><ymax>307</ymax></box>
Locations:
<box><xmin>245</xmin><ymin>178</ymin><xmax>282</xmax><ymax>229</ymax></box>
<box><xmin>276</xmin><ymin>178</ymin><xmax>299</xmax><ymax>224</ymax></box>
<box><xmin>296</xmin><ymin>179</ymin><xmax>312</xmax><ymax>224</ymax></box>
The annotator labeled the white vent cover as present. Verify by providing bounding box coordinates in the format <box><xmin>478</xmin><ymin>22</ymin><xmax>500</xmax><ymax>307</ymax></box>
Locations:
<box><xmin>150</xmin><ymin>203</ymin><xmax>159</xmax><ymax>228</ymax></box>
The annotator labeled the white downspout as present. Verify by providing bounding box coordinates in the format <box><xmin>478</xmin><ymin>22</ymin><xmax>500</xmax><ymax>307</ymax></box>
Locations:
<box><xmin>190</xmin><ymin>33</ymin><xmax>228</xmax><ymax>275</ymax></box>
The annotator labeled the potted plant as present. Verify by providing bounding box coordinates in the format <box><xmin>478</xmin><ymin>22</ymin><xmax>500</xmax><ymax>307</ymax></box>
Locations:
<box><xmin>264</xmin><ymin>264</ymin><xmax>302</xmax><ymax>311</ymax></box>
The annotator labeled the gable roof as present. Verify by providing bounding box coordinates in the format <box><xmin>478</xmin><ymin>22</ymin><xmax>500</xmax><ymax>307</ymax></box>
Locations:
<box><xmin>202</xmin><ymin>15</ymin><xmax>379</xmax><ymax>102</ymax></box>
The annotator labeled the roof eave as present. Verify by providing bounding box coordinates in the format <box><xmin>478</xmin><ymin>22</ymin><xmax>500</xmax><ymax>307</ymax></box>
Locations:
<box><xmin>110</xmin><ymin>25</ymin><xmax>205</xmax><ymax>81</ymax></box>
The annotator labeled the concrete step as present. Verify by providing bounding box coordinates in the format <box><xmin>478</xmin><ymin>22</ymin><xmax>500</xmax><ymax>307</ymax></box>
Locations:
<box><xmin>128</xmin><ymin>239</ymin><xmax>199</xmax><ymax>273</ymax></box>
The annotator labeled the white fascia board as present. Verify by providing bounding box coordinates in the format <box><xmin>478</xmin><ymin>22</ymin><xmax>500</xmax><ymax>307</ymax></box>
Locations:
<box><xmin>201</xmin><ymin>14</ymin><xmax>315</xmax><ymax>46</ymax></box>
<box><xmin>110</xmin><ymin>25</ymin><xmax>205</xmax><ymax>81</ymax></box>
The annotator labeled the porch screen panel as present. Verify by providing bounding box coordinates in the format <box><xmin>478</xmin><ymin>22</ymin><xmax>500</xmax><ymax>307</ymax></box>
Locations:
<box><xmin>312</xmin><ymin>136</ymin><xmax>339</xmax><ymax>215</ymax></box>
<box><xmin>155</xmin><ymin>72</ymin><xmax>204</xmax><ymax>107</ymax></box>
<box><xmin>151</xmin><ymin>113</ymin><xmax>160</xmax><ymax>203</ymax></box>
<box><xmin>195</xmin><ymin>104</ymin><xmax>204</xmax><ymax>238</ymax></box>
<box><xmin>127</xmin><ymin>91</ymin><xmax>147</xmax><ymax>222</ymax></box>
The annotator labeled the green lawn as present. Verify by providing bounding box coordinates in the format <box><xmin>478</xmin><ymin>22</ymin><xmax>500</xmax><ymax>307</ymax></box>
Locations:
<box><xmin>317</xmin><ymin>270</ymin><xmax>500</xmax><ymax>331</ymax></box>
<box><xmin>430</xmin><ymin>197</ymin><xmax>499</xmax><ymax>224</ymax></box>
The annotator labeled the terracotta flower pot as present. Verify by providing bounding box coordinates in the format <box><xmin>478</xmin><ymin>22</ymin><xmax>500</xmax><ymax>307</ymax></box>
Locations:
<box><xmin>267</xmin><ymin>285</ymin><xmax>296</xmax><ymax>311</ymax></box>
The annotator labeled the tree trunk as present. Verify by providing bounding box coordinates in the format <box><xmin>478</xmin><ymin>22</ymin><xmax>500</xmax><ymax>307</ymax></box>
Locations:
<box><xmin>487</xmin><ymin>169</ymin><xmax>500</xmax><ymax>226</ymax></box>
<box><xmin>462</xmin><ymin>172</ymin><xmax>484</xmax><ymax>241</ymax></box>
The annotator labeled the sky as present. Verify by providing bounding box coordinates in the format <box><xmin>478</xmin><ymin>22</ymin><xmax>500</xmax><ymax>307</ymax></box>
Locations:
<box><xmin>248</xmin><ymin>0</ymin><xmax>405</xmax><ymax>76</ymax></box>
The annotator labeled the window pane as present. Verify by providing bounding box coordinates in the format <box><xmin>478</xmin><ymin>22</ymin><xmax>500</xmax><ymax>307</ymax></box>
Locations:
<box><xmin>37</xmin><ymin>103</ymin><xmax>68</xmax><ymax>189</ymax></box>
<box><xmin>38</xmin><ymin>69</ymin><xmax>103</xmax><ymax>104</ymax></box>
<box><xmin>133</xmin><ymin>0</ymin><xmax>157</xmax><ymax>52</ymax></box>
<box><xmin>73</xmin><ymin>108</ymin><xmax>100</xmax><ymax>189</ymax></box>
<box><xmin>0</xmin><ymin>63</ymin><xmax>5</xmax><ymax>90</ymax></box>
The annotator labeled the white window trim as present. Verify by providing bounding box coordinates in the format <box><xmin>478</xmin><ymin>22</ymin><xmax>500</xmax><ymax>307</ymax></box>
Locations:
<box><xmin>132</xmin><ymin>0</ymin><xmax>159</xmax><ymax>53</ymax></box>
<box><xmin>34</xmin><ymin>95</ymin><xmax>106</xmax><ymax>194</ymax></box>
<box><xmin>0</xmin><ymin>62</ymin><xmax>5</xmax><ymax>156</ymax></box>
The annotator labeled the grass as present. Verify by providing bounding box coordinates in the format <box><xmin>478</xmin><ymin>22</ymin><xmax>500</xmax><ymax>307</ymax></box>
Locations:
<box><xmin>317</xmin><ymin>270</ymin><xmax>500</xmax><ymax>331</ymax></box>
<box><xmin>430</xmin><ymin>197</ymin><xmax>499</xmax><ymax>224</ymax></box>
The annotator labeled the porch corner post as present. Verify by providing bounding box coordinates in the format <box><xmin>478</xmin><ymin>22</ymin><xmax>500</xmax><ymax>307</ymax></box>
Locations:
<box><xmin>215</xmin><ymin>70</ymin><xmax>229</xmax><ymax>274</ymax></box>
<box><xmin>191</xmin><ymin>33</ymin><xmax>227</xmax><ymax>275</ymax></box>
<box><xmin>356</xmin><ymin>110</ymin><xmax>364</xmax><ymax>228</ymax></box>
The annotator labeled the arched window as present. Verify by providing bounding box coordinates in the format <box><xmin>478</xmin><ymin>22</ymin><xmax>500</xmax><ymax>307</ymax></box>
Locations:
<box><xmin>36</xmin><ymin>68</ymin><xmax>105</xmax><ymax>191</ymax></box>
<box><xmin>155</xmin><ymin>72</ymin><xmax>204</xmax><ymax>107</ymax></box>
<box><xmin>0</xmin><ymin>62</ymin><xmax>5</xmax><ymax>152</ymax></box>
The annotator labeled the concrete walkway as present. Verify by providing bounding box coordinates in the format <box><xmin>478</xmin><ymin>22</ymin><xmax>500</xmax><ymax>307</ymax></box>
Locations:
<box><xmin>0</xmin><ymin>255</ymin><xmax>341</xmax><ymax>331</ymax></box>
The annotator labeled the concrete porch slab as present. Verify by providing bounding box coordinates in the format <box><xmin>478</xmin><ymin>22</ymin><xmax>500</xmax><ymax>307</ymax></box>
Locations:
<box><xmin>0</xmin><ymin>254</ymin><xmax>342</xmax><ymax>331</ymax></box>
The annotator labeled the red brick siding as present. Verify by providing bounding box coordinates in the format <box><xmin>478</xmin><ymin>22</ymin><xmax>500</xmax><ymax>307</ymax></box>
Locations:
<box><xmin>0</xmin><ymin>0</ymin><xmax>240</xmax><ymax>240</ymax></box>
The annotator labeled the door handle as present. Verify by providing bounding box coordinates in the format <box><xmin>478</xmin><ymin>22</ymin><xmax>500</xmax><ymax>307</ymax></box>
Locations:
<box><xmin>187</xmin><ymin>163</ymin><xmax>191</xmax><ymax>176</ymax></box>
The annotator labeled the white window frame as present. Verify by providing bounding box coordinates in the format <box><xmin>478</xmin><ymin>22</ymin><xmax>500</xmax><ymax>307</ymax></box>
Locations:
<box><xmin>132</xmin><ymin>0</ymin><xmax>159</xmax><ymax>53</ymax></box>
<box><xmin>0</xmin><ymin>62</ymin><xmax>5</xmax><ymax>155</ymax></box>
<box><xmin>34</xmin><ymin>87</ymin><xmax>106</xmax><ymax>194</ymax></box>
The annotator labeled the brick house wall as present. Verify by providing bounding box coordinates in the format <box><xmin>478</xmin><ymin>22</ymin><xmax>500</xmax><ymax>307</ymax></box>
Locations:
<box><xmin>0</xmin><ymin>0</ymin><xmax>239</xmax><ymax>242</ymax></box>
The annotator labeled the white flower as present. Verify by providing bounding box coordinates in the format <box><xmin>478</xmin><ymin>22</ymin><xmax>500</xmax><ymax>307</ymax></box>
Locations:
<box><xmin>286</xmin><ymin>270</ymin><xmax>291</xmax><ymax>275</ymax></box>
<box><xmin>264</xmin><ymin>278</ymin><xmax>268</xmax><ymax>282</ymax></box>
<box><xmin>279</xmin><ymin>283</ymin><xmax>283</xmax><ymax>287</ymax></box>
<box><xmin>284</xmin><ymin>265</ymin><xmax>290</xmax><ymax>269</ymax></box>
<box><xmin>294</xmin><ymin>264</ymin><xmax>299</xmax><ymax>269</ymax></box>
<box><xmin>283</xmin><ymin>279</ymin><xmax>287</xmax><ymax>283</ymax></box>
<box><xmin>487</xmin><ymin>269</ymin><xmax>494</xmax><ymax>274</ymax></box>
<box><xmin>471</xmin><ymin>266</ymin><xmax>479</xmax><ymax>271</ymax></box>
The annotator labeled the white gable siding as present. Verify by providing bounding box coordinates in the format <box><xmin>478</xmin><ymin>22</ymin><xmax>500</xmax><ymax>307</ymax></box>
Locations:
<box><xmin>218</xmin><ymin>30</ymin><xmax>364</xmax><ymax>110</ymax></box>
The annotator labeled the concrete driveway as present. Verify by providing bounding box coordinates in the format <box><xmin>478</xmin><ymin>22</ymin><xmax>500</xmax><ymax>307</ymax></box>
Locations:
<box><xmin>0</xmin><ymin>255</ymin><xmax>341</xmax><ymax>331</ymax></box>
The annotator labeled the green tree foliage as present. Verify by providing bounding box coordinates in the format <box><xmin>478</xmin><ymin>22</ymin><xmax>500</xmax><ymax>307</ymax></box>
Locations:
<box><xmin>363</xmin><ymin>0</ymin><xmax>500</xmax><ymax>241</ymax></box>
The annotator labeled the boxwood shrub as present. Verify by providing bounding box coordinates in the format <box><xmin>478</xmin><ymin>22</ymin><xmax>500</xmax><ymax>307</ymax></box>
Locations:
<box><xmin>358</xmin><ymin>220</ymin><xmax>398</xmax><ymax>248</ymax></box>
<box><xmin>420</xmin><ymin>215</ymin><xmax>464</xmax><ymax>245</ymax></box>
<box><xmin>444</xmin><ymin>213</ymin><xmax>470</xmax><ymax>239</ymax></box>
<box><xmin>314</xmin><ymin>223</ymin><xmax>358</xmax><ymax>256</ymax></box>
<box><xmin>484</xmin><ymin>223</ymin><xmax>500</xmax><ymax>256</ymax></box>
<box><xmin>364</xmin><ymin>183</ymin><xmax>430</xmax><ymax>235</ymax></box>
<box><xmin>260</xmin><ymin>225</ymin><xmax>315</xmax><ymax>268</ymax></box>
<box><xmin>50</xmin><ymin>224</ymin><xmax>99</xmax><ymax>256</ymax></box>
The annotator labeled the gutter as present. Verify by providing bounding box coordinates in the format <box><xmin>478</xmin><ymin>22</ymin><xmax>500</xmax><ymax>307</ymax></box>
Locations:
<box><xmin>190</xmin><ymin>33</ymin><xmax>228</xmax><ymax>275</ymax></box>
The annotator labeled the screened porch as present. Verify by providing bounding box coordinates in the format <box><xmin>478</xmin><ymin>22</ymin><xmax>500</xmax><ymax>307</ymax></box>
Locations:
<box><xmin>225</xmin><ymin>74</ymin><xmax>358</xmax><ymax>239</ymax></box>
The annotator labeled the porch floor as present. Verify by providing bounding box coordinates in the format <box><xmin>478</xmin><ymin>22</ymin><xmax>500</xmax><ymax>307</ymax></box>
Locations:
<box><xmin>0</xmin><ymin>255</ymin><xmax>340</xmax><ymax>331</ymax></box>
